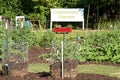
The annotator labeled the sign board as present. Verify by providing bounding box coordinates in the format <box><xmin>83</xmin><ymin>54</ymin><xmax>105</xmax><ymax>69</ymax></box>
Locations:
<box><xmin>50</xmin><ymin>8</ymin><xmax>84</xmax><ymax>29</ymax></box>
<box><xmin>53</xmin><ymin>27</ymin><xmax>72</xmax><ymax>33</ymax></box>
<box><xmin>16</xmin><ymin>16</ymin><xmax>25</xmax><ymax>27</ymax></box>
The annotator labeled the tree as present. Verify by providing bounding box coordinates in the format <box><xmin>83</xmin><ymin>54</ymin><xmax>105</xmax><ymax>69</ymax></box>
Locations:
<box><xmin>1</xmin><ymin>0</ymin><xmax>23</xmax><ymax>18</ymax></box>
<box><xmin>26</xmin><ymin>0</ymin><xmax>60</xmax><ymax>26</ymax></box>
<box><xmin>0</xmin><ymin>0</ymin><xmax>119</xmax><ymax>29</ymax></box>
<box><xmin>0</xmin><ymin>0</ymin><xmax>3</xmax><ymax>14</ymax></box>
<box><xmin>20</xmin><ymin>0</ymin><xmax>34</xmax><ymax>15</ymax></box>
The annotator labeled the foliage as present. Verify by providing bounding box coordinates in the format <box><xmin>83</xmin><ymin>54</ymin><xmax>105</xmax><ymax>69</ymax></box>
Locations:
<box><xmin>113</xmin><ymin>20</ymin><xmax>120</xmax><ymax>29</ymax></box>
<box><xmin>0</xmin><ymin>26</ymin><xmax>56</xmax><ymax>51</ymax></box>
<box><xmin>39</xmin><ymin>30</ymin><xmax>120</xmax><ymax>63</ymax></box>
<box><xmin>0</xmin><ymin>26</ymin><xmax>56</xmax><ymax>60</ymax></box>
<box><xmin>1</xmin><ymin>0</ymin><xmax>23</xmax><ymax>18</ymax></box>
<box><xmin>39</xmin><ymin>40</ymin><xmax>80</xmax><ymax>62</ymax></box>
<box><xmin>39</xmin><ymin>30</ymin><xmax>55</xmax><ymax>48</ymax></box>
<box><xmin>26</xmin><ymin>0</ymin><xmax>60</xmax><ymax>26</ymax></box>
<box><xmin>79</xmin><ymin>30</ymin><xmax>120</xmax><ymax>62</ymax></box>
<box><xmin>1</xmin><ymin>0</ymin><xmax>120</xmax><ymax>29</ymax></box>
<box><xmin>97</xmin><ymin>18</ymin><xmax>120</xmax><ymax>30</ymax></box>
<box><xmin>0</xmin><ymin>26</ymin><xmax>6</xmax><ymax>56</ymax></box>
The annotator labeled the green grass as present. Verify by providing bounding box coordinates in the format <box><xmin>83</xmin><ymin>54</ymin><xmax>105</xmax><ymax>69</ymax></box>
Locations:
<box><xmin>28</xmin><ymin>63</ymin><xmax>50</xmax><ymax>73</ymax></box>
<box><xmin>77</xmin><ymin>64</ymin><xmax>120</xmax><ymax>78</ymax></box>
<box><xmin>0</xmin><ymin>63</ymin><xmax>120</xmax><ymax>78</ymax></box>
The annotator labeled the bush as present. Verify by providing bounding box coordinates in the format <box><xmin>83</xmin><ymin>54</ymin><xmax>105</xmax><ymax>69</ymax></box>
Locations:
<box><xmin>40</xmin><ymin>30</ymin><xmax>55</xmax><ymax>47</ymax></box>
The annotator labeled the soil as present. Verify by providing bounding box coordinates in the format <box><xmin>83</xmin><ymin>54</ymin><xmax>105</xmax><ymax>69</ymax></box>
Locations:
<box><xmin>28</xmin><ymin>47</ymin><xmax>53</xmax><ymax>64</ymax></box>
<box><xmin>0</xmin><ymin>47</ymin><xmax>119</xmax><ymax>80</ymax></box>
<box><xmin>50</xmin><ymin>59</ymin><xmax>79</xmax><ymax>78</ymax></box>
<box><xmin>0</xmin><ymin>72</ymin><xmax>119</xmax><ymax>80</ymax></box>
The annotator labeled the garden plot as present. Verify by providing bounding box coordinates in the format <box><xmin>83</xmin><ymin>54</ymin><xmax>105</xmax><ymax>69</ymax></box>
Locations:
<box><xmin>0</xmin><ymin>29</ymin><xmax>120</xmax><ymax>80</ymax></box>
<box><xmin>0</xmin><ymin>47</ymin><xmax>120</xmax><ymax>80</ymax></box>
<box><xmin>2</xmin><ymin>42</ymin><xmax>29</xmax><ymax>76</ymax></box>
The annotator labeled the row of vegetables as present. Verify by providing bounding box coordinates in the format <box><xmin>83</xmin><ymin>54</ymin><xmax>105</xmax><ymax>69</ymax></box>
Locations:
<box><xmin>0</xmin><ymin>25</ymin><xmax>120</xmax><ymax>63</ymax></box>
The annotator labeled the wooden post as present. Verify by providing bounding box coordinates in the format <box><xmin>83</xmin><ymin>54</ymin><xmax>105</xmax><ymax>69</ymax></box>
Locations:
<box><xmin>61</xmin><ymin>41</ymin><xmax>64</xmax><ymax>79</ymax></box>
<box><xmin>38</xmin><ymin>20</ymin><xmax>41</xmax><ymax>29</ymax></box>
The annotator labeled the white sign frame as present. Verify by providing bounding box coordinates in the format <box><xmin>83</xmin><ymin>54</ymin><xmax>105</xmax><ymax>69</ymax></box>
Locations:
<box><xmin>16</xmin><ymin>16</ymin><xmax>25</xmax><ymax>27</ymax></box>
<box><xmin>50</xmin><ymin>8</ymin><xmax>84</xmax><ymax>30</ymax></box>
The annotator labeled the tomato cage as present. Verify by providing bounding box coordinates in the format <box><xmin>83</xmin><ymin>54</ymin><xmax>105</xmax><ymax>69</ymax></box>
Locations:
<box><xmin>2</xmin><ymin>42</ymin><xmax>29</xmax><ymax>76</ymax></box>
<box><xmin>50</xmin><ymin>40</ymin><xmax>80</xmax><ymax>78</ymax></box>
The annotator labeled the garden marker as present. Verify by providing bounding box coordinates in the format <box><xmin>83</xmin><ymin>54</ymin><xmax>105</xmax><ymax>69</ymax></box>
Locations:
<box><xmin>52</xmin><ymin>27</ymin><xmax>72</xmax><ymax>79</ymax></box>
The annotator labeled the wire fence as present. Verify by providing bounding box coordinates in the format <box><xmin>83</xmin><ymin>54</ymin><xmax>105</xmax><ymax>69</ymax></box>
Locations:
<box><xmin>2</xmin><ymin>41</ymin><xmax>29</xmax><ymax>75</ymax></box>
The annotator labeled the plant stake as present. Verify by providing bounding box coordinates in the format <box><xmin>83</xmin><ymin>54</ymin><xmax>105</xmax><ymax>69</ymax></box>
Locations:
<box><xmin>5</xmin><ymin>22</ymin><xmax>10</xmax><ymax>75</ymax></box>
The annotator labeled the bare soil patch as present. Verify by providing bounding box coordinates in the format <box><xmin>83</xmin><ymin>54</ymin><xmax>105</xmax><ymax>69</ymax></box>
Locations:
<box><xmin>0</xmin><ymin>72</ymin><xmax>119</xmax><ymax>80</ymax></box>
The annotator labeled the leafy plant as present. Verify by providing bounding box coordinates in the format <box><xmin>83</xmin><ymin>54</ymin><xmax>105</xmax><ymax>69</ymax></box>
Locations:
<box><xmin>79</xmin><ymin>30</ymin><xmax>120</xmax><ymax>63</ymax></box>
<box><xmin>39</xmin><ymin>30</ymin><xmax>120</xmax><ymax>63</ymax></box>
<box><xmin>40</xmin><ymin>30</ymin><xmax>55</xmax><ymax>48</ymax></box>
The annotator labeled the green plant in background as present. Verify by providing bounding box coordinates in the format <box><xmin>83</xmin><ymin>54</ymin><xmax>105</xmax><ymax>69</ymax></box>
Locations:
<box><xmin>40</xmin><ymin>30</ymin><xmax>55</xmax><ymax>48</ymax></box>
<box><xmin>1</xmin><ymin>25</ymin><xmax>56</xmax><ymax>48</ymax></box>
<box><xmin>22</xmin><ymin>29</ymin><xmax>56</xmax><ymax>47</ymax></box>
<box><xmin>97</xmin><ymin>19</ymin><xmax>120</xmax><ymax>30</ymax></box>
<box><xmin>0</xmin><ymin>21</ymin><xmax>2</xmax><ymax>27</ymax></box>
<box><xmin>0</xmin><ymin>26</ymin><xmax>6</xmax><ymax>59</ymax></box>
<box><xmin>113</xmin><ymin>20</ymin><xmax>120</xmax><ymax>29</ymax></box>
<box><xmin>39</xmin><ymin>40</ymin><xmax>81</xmax><ymax>62</ymax></box>
<box><xmin>79</xmin><ymin>30</ymin><xmax>120</xmax><ymax>63</ymax></box>
<box><xmin>0</xmin><ymin>23</ymin><xmax>120</xmax><ymax>63</ymax></box>
<box><xmin>0</xmin><ymin>25</ymin><xmax>57</xmax><ymax>61</ymax></box>
<box><xmin>38</xmin><ymin>30</ymin><xmax>120</xmax><ymax>63</ymax></box>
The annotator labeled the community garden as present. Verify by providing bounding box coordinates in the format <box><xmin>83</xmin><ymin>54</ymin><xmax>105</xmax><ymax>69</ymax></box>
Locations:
<box><xmin>0</xmin><ymin>0</ymin><xmax>120</xmax><ymax>79</ymax></box>
<box><xmin>0</xmin><ymin>22</ymin><xmax>120</xmax><ymax>80</ymax></box>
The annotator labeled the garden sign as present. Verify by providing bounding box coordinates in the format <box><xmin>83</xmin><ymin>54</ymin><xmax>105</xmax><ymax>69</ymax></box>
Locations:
<box><xmin>50</xmin><ymin>8</ymin><xmax>84</xmax><ymax>30</ymax></box>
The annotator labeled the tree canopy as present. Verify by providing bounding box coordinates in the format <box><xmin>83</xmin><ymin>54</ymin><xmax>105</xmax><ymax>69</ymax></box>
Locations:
<box><xmin>0</xmin><ymin>0</ymin><xmax>120</xmax><ymax>28</ymax></box>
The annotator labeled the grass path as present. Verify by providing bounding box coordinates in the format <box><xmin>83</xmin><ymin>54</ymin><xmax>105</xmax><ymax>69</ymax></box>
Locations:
<box><xmin>77</xmin><ymin>64</ymin><xmax>120</xmax><ymax>78</ymax></box>
<box><xmin>28</xmin><ymin>63</ymin><xmax>50</xmax><ymax>73</ymax></box>
<box><xmin>29</xmin><ymin>64</ymin><xmax>120</xmax><ymax>78</ymax></box>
